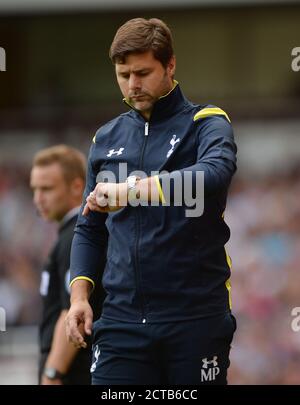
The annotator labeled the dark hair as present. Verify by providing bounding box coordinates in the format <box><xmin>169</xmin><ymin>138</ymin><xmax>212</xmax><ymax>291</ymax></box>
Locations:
<box><xmin>109</xmin><ymin>18</ymin><xmax>174</xmax><ymax>68</ymax></box>
<box><xmin>32</xmin><ymin>144</ymin><xmax>86</xmax><ymax>184</ymax></box>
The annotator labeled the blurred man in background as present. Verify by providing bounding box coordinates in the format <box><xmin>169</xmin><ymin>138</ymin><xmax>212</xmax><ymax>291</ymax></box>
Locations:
<box><xmin>30</xmin><ymin>145</ymin><xmax>104</xmax><ymax>385</ymax></box>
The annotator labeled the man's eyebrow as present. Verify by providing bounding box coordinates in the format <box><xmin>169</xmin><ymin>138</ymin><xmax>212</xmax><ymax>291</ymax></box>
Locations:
<box><xmin>118</xmin><ymin>67</ymin><xmax>151</xmax><ymax>74</ymax></box>
<box><xmin>133</xmin><ymin>68</ymin><xmax>151</xmax><ymax>73</ymax></box>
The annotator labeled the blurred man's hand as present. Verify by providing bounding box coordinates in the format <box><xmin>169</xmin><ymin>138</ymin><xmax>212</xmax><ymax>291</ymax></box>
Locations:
<box><xmin>41</xmin><ymin>375</ymin><xmax>63</xmax><ymax>385</ymax></box>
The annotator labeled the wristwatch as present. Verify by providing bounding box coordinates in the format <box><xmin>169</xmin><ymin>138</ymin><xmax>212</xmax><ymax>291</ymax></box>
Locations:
<box><xmin>126</xmin><ymin>175</ymin><xmax>140</xmax><ymax>201</ymax></box>
<box><xmin>43</xmin><ymin>367</ymin><xmax>65</xmax><ymax>380</ymax></box>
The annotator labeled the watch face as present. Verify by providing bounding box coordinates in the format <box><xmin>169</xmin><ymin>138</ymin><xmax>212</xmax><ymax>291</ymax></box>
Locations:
<box><xmin>45</xmin><ymin>368</ymin><xmax>56</xmax><ymax>379</ymax></box>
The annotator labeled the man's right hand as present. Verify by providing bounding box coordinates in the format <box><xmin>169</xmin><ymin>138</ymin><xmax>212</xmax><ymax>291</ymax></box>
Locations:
<box><xmin>65</xmin><ymin>299</ymin><xmax>93</xmax><ymax>349</ymax></box>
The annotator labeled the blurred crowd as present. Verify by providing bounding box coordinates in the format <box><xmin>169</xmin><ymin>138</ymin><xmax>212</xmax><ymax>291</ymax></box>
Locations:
<box><xmin>0</xmin><ymin>163</ymin><xmax>56</xmax><ymax>325</ymax></box>
<box><xmin>226</xmin><ymin>168</ymin><xmax>300</xmax><ymax>384</ymax></box>
<box><xmin>1</xmin><ymin>156</ymin><xmax>300</xmax><ymax>384</ymax></box>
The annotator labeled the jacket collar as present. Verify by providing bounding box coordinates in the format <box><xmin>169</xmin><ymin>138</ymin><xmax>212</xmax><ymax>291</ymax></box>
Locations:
<box><xmin>123</xmin><ymin>81</ymin><xmax>189</xmax><ymax>123</ymax></box>
<box><xmin>59</xmin><ymin>206</ymin><xmax>80</xmax><ymax>232</ymax></box>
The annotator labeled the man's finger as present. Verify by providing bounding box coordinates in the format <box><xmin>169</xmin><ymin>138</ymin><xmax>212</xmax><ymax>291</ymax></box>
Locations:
<box><xmin>67</xmin><ymin>317</ymin><xmax>85</xmax><ymax>347</ymax></box>
<box><xmin>97</xmin><ymin>194</ymin><xmax>110</xmax><ymax>208</ymax></box>
<box><xmin>82</xmin><ymin>203</ymin><xmax>90</xmax><ymax>216</ymax></box>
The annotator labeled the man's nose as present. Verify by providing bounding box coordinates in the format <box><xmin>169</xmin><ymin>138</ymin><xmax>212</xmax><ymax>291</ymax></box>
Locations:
<box><xmin>128</xmin><ymin>74</ymin><xmax>141</xmax><ymax>91</ymax></box>
<box><xmin>33</xmin><ymin>190</ymin><xmax>43</xmax><ymax>206</ymax></box>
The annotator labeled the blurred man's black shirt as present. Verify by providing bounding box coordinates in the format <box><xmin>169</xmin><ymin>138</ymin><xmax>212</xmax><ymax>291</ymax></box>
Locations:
<box><xmin>39</xmin><ymin>210</ymin><xmax>105</xmax><ymax>383</ymax></box>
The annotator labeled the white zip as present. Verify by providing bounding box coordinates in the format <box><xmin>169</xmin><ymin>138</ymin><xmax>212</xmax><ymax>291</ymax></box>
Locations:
<box><xmin>144</xmin><ymin>122</ymin><xmax>149</xmax><ymax>136</ymax></box>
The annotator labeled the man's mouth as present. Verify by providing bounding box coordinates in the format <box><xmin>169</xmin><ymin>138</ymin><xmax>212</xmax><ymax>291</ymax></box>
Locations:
<box><xmin>37</xmin><ymin>207</ymin><xmax>48</xmax><ymax>216</ymax></box>
<box><xmin>131</xmin><ymin>94</ymin><xmax>147</xmax><ymax>100</ymax></box>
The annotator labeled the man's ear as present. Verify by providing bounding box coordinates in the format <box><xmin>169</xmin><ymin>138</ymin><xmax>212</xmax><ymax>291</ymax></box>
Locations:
<box><xmin>167</xmin><ymin>55</ymin><xmax>176</xmax><ymax>78</ymax></box>
<box><xmin>70</xmin><ymin>177</ymin><xmax>85</xmax><ymax>199</ymax></box>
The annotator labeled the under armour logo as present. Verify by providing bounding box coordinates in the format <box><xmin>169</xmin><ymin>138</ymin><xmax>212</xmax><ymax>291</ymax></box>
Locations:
<box><xmin>166</xmin><ymin>135</ymin><xmax>180</xmax><ymax>158</ymax></box>
<box><xmin>107</xmin><ymin>147</ymin><xmax>124</xmax><ymax>157</ymax></box>
<box><xmin>201</xmin><ymin>355</ymin><xmax>220</xmax><ymax>382</ymax></box>
<box><xmin>202</xmin><ymin>356</ymin><xmax>218</xmax><ymax>369</ymax></box>
<box><xmin>90</xmin><ymin>345</ymin><xmax>101</xmax><ymax>373</ymax></box>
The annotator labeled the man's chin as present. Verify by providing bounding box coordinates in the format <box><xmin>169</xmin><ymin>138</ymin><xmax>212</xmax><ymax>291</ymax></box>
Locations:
<box><xmin>133</xmin><ymin>101</ymin><xmax>152</xmax><ymax>113</ymax></box>
<box><xmin>39</xmin><ymin>210</ymin><xmax>56</xmax><ymax>222</ymax></box>
<box><xmin>40</xmin><ymin>212</ymin><xmax>51</xmax><ymax>221</ymax></box>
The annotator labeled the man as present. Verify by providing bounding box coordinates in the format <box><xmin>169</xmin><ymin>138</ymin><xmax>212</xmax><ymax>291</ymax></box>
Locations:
<box><xmin>66</xmin><ymin>18</ymin><xmax>237</xmax><ymax>385</ymax></box>
<box><xmin>30</xmin><ymin>145</ymin><xmax>104</xmax><ymax>385</ymax></box>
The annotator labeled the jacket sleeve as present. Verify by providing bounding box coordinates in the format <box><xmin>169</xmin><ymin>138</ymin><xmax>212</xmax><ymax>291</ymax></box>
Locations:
<box><xmin>157</xmin><ymin>115</ymin><xmax>237</xmax><ymax>208</ymax></box>
<box><xmin>69</xmin><ymin>142</ymin><xmax>108</xmax><ymax>289</ymax></box>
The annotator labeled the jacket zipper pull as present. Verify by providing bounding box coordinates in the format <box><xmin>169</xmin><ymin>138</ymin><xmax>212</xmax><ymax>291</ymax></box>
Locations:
<box><xmin>144</xmin><ymin>122</ymin><xmax>149</xmax><ymax>136</ymax></box>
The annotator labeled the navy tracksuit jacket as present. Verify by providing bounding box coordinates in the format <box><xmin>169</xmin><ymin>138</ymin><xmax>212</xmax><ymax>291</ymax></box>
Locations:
<box><xmin>70</xmin><ymin>82</ymin><xmax>237</xmax><ymax>324</ymax></box>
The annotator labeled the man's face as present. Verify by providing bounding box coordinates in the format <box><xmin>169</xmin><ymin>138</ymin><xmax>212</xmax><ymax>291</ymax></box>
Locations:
<box><xmin>30</xmin><ymin>163</ymin><xmax>72</xmax><ymax>222</ymax></box>
<box><xmin>115</xmin><ymin>51</ymin><xmax>176</xmax><ymax>119</ymax></box>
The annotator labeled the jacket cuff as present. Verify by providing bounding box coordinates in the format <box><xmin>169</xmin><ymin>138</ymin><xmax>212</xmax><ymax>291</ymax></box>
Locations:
<box><xmin>153</xmin><ymin>175</ymin><xmax>166</xmax><ymax>204</ymax></box>
<box><xmin>69</xmin><ymin>276</ymin><xmax>95</xmax><ymax>290</ymax></box>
